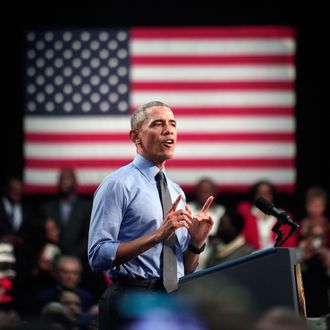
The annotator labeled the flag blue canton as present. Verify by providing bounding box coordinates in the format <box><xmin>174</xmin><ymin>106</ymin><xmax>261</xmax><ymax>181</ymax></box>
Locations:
<box><xmin>24</xmin><ymin>29</ymin><xmax>130</xmax><ymax>116</ymax></box>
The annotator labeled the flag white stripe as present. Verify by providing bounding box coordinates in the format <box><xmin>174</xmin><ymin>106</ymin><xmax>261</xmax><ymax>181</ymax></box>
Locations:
<box><xmin>132</xmin><ymin>91</ymin><xmax>295</xmax><ymax>107</ymax></box>
<box><xmin>131</xmin><ymin>39</ymin><xmax>295</xmax><ymax>55</ymax></box>
<box><xmin>25</xmin><ymin>142</ymin><xmax>295</xmax><ymax>159</ymax></box>
<box><xmin>25</xmin><ymin>116</ymin><xmax>295</xmax><ymax>133</ymax></box>
<box><xmin>24</xmin><ymin>116</ymin><xmax>131</xmax><ymax>133</ymax></box>
<box><xmin>24</xmin><ymin>168</ymin><xmax>295</xmax><ymax>185</ymax></box>
<box><xmin>131</xmin><ymin>65</ymin><xmax>295</xmax><ymax>81</ymax></box>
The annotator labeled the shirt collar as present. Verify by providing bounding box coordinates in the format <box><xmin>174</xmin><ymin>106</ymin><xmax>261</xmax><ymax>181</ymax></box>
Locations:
<box><xmin>133</xmin><ymin>153</ymin><xmax>166</xmax><ymax>182</ymax></box>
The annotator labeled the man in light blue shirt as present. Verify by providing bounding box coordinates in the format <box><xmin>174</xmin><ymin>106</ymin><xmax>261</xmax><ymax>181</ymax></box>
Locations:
<box><xmin>88</xmin><ymin>101</ymin><xmax>214</xmax><ymax>329</ymax></box>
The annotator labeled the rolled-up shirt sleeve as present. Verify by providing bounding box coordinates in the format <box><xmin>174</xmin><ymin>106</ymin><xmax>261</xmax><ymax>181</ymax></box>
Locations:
<box><xmin>88</xmin><ymin>178</ymin><xmax>126</xmax><ymax>272</ymax></box>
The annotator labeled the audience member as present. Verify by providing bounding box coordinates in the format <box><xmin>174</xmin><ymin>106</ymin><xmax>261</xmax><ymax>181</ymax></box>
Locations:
<box><xmin>298</xmin><ymin>186</ymin><xmax>329</xmax><ymax>244</ymax></box>
<box><xmin>253</xmin><ymin>306</ymin><xmax>308</xmax><ymax>330</ymax></box>
<box><xmin>33</xmin><ymin>217</ymin><xmax>62</xmax><ymax>291</ymax></box>
<box><xmin>39</xmin><ymin>168</ymin><xmax>105</xmax><ymax>297</ymax></box>
<box><xmin>0</xmin><ymin>308</ymin><xmax>21</xmax><ymax>330</ymax></box>
<box><xmin>38</xmin><ymin>301</ymin><xmax>77</xmax><ymax>330</ymax></box>
<box><xmin>189</xmin><ymin>177</ymin><xmax>226</xmax><ymax>269</ymax></box>
<box><xmin>59</xmin><ymin>289</ymin><xmax>97</xmax><ymax>330</ymax></box>
<box><xmin>40</xmin><ymin>168</ymin><xmax>91</xmax><ymax>262</ymax></box>
<box><xmin>237</xmin><ymin>180</ymin><xmax>297</xmax><ymax>250</ymax></box>
<box><xmin>297</xmin><ymin>186</ymin><xmax>330</xmax><ymax>317</ymax></box>
<box><xmin>38</xmin><ymin>255</ymin><xmax>94</xmax><ymax>313</ymax></box>
<box><xmin>180</xmin><ymin>275</ymin><xmax>257</xmax><ymax>330</ymax></box>
<box><xmin>0</xmin><ymin>177</ymin><xmax>36</xmax><ymax>246</ymax></box>
<box><xmin>0</xmin><ymin>177</ymin><xmax>42</xmax><ymax>318</ymax></box>
<box><xmin>0</xmin><ymin>241</ymin><xmax>16</xmax><ymax>281</ymax></box>
<box><xmin>206</xmin><ymin>209</ymin><xmax>255</xmax><ymax>267</ymax></box>
<box><xmin>115</xmin><ymin>291</ymin><xmax>207</xmax><ymax>330</ymax></box>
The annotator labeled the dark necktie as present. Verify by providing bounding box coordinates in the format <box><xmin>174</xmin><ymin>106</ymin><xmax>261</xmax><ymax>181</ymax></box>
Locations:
<box><xmin>155</xmin><ymin>171</ymin><xmax>178</xmax><ymax>293</ymax></box>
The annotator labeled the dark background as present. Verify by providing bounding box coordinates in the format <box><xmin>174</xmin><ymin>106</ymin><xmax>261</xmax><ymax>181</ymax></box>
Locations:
<box><xmin>4</xmin><ymin>0</ymin><xmax>330</xmax><ymax>218</ymax></box>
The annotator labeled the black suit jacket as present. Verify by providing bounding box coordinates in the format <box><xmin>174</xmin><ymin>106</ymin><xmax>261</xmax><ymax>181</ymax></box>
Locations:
<box><xmin>0</xmin><ymin>198</ymin><xmax>36</xmax><ymax>242</ymax></box>
<box><xmin>41</xmin><ymin>196</ymin><xmax>92</xmax><ymax>260</ymax></box>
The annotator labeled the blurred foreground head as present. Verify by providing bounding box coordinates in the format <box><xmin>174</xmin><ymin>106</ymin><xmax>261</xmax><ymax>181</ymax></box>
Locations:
<box><xmin>179</xmin><ymin>276</ymin><xmax>257</xmax><ymax>330</ymax></box>
<box><xmin>253</xmin><ymin>307</ymin><xmax>308</xmax><ymax>330</ymax></box>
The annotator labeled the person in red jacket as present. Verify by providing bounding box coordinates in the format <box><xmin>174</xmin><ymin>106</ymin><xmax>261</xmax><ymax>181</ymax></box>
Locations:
<box><xmin>237</xmin><ymin>180</ymin><xmax>297</xmax><ymax>250</ymax></box>
<box><xmin>0</xmin><ymin>277</ymin><xmax>13</xmax><ymax>305</ymax></box>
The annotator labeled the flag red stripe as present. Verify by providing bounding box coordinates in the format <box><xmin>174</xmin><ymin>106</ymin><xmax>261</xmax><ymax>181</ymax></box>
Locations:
<box><xmin>129</xmin><ymin>107</ymin><xmax>294</xmax><ymax>116</ymax></box>
<box><xmin>24</xmin><ymin>183</ymin><xmax>295</xmax><ymax>194</ymax></box>
<box><xmin>131</xmin><ymin>27</ymin><xmax>295</xmax><ymax>39</ymax></box>
<box><xmin>132</xmin><ymin>55</ymin><xmax>294</xmax><ymax>65</ymax></box>
<box><xmin>183</xmin><ymin>184</ymin><xmax>294</xmax><ymax>193</ymax></box>
<box><xmin>25</xmin><ymin>132</ymin><xmax>294</xmax><ymax>143</ymax></box>
<box><xmin>132</xmin><ymin>81</ymin><xmax>294</xmax><ymax>90</ymax></box>
<box><xmin>25</xmin><ymin>158</ymin><xmax>294</xmax><ymax>168</ymax></box>
<box><xmin>183</xmin><ymin>183</ymin><xmax>295</xmax><ymax>193</ymax></box>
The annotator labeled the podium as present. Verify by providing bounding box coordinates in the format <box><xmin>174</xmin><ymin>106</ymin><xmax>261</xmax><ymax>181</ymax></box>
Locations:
<box><xmin>178</xmin><ymin>248</ymin><xmax>306</xmax><ymax>319</ymax></box>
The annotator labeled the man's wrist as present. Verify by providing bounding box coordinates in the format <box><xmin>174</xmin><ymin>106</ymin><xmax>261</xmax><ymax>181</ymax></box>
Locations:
<box><xmin>188</xmin><ymin>242</ymin><xmax>206</xmax><ymax>254</ymax></box>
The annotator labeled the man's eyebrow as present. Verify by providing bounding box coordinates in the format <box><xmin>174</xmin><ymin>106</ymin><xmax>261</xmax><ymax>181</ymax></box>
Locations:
<box><xmin>149</xmin><ymin>118</ymin><xmax>176</xmax><ymax>125</ymax></box>
<box><xmin>150</xmin><ymin>119</ymin><xmax>164</xmax><ymax>124</ymax></box>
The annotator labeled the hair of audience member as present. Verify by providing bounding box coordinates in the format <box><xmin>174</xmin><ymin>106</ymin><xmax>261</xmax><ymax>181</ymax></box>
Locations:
<box><xmin>180</xmin><ymin>276</ymin><xmax>257</xmax><ymax>330</ymax></box>
<box><xmin>40</xmin><ymin>302</ymin><xmax>74</xmax><ymax>330</ymax></box>
<box><xmin>53</xmin><ymin>255</ymin><xmax>82</xmax><ymax>274</ymax></box>
<box><xmin>253</xmin><ymin>306</ymin><xmax>309</xmax><ymax>330</ymax></box>
<box><xmin>223</xmin><ymin>209</ymin><xmax>245</xmax><ymax>233</ymax></box>
<box><xmin>305</xmin><ymin>186</ymin><xmax>328</xmax><ymax>205</ymax></box>
<box><xmin>249</xmin><ymin>180</ymin><xmax>276</xmax><ymax>202</ymax></box>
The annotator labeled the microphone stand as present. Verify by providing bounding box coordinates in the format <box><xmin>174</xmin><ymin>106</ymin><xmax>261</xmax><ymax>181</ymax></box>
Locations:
<box><xmin>272</xmin><ymin>221</ymin><xmax>284</xmax><ymax>247</ymax></box>
<box><xmin>272</xmin><ymin>214</ymin><xmax>299</xmax><ymax>247</ymax></box>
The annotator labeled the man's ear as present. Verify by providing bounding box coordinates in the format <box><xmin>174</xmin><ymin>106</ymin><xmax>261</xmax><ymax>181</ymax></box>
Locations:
<box><xmin>129</xmin><ymin>129</ymin><xmax>141</xmax><ymax>145</ymax></box>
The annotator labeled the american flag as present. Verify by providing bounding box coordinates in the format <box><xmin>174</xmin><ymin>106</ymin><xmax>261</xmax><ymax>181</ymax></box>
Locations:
<box><xmin>23</xmin><ymin>27</ymin><xmax>296</xmax><ymax>194</ymax></box>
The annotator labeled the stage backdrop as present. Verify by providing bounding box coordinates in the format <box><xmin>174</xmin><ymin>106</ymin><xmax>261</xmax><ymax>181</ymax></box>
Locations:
<box><xmin>23</xmin><ymin>26</ymin><xmax>296</xmax><ymax>194</ymax></box>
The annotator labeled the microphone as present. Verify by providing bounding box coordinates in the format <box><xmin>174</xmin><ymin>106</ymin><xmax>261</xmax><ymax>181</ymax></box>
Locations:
<box><xmin>254</xmin><ymin>197</ymin><xmax>298</xmax><ymax>227</ymax></box>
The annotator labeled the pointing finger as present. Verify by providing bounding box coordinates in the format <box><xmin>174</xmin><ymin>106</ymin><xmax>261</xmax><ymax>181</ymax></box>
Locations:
<box><xmin>167</xmin><ymin>195</ymin><xmax>182</xmax><ymax>214</ymax></box>
<box><xmin>201</xmin><ymin>196</ymin><xmax>214</xmax><ymax>213</ymax></box>
<box><xmin>185</xmin><ymin>203</ymin><xmax>193</xmax><ymax>218</ymax></box>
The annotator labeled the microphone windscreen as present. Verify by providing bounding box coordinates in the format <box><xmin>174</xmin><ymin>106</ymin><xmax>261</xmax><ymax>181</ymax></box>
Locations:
<box><xmin>254</xmin><ymin>197</ymin><xmax>273</xmax><ymax>215</ymax></box>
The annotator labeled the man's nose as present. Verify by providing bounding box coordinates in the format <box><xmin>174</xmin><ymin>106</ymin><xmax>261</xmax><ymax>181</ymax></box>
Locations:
<box><xmin>163</xmin><ymin>122</ymin><xmax>174</xmax><ymax>134</ymax></box>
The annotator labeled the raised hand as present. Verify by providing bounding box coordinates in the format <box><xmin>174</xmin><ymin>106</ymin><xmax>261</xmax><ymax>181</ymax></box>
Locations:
<box><xmin>156</xmin><ymin>195</ymin><xmax>193</xmax><ymax>242</ymax></box>
<box><xmin>188</xmin><ymin>196</ymin><xmax>214</xmax><ymax>246</ymax></box>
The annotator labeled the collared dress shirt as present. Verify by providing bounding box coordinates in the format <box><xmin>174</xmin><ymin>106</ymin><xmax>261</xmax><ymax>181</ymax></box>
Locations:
<box><xmin>88</xmin><ymin>154</ymin><xmax>190</xmax><ymax>281</ymax></box>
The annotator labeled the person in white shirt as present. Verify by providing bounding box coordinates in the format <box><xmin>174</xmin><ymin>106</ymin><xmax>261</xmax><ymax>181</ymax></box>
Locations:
<box><xmin>189</xmin><ymin>178</ymin><xmax>225</xmax><ymax>269</ymax></box>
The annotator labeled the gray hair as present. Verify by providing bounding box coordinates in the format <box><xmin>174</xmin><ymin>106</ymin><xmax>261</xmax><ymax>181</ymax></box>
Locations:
<box><xmin>130</xmin><ymin>101</ymin><xmax>170</xmax><ymax>129</ymax></box>
<box><xmin>53</xmin><ymin>254</ymin><xmax>82</xmax><ymax>273</ymax></box>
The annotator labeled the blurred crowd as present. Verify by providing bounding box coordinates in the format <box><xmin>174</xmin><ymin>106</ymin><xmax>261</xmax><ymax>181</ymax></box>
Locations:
<box><xmin>0</xmin><ymin>169</ymin><xmax>329</xmax><ymax>329</ymax></box>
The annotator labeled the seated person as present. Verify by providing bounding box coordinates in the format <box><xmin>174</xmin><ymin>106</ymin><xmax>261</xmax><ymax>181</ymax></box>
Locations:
<box><xmin>237</xmin><ymin>180</ymin><xmax>297</xmax><ymax>250</ymax></box>
<box><xmin>38</xmin><ymin>254</ymin><xmax>94</xmax><ymax>313</ymax></box>
<box><xmin>206</xmin><ymin>209</ymin><xmax>254</xmax><ymax>267</ymax></box>
<box><xmin>296</xmin><ymin>186</ymin><xmax>330</xmax><ymax>317</ymax></box>
<box><xmin>59</xmin><ymin>288</ymin><xmax>97</xmax><ymax>330</ymax></box>
<box><xmin>298</xmin><ymin>186</ymin><xmax>329</xmax><ymax>243</ymax></box>
<box><xmin>254</xmin><ymin>306</ymin><xmax>308</xmax><ymax>330</ymax></box>
<box><xmin>189</xmin><ymin>178</ymin><xmax>226</xmax><ymax>269</ymax></box>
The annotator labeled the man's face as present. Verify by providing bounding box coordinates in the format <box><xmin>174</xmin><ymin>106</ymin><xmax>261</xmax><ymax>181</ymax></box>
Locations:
<box><xmin>59</xmin><ymin>291</ymin><xmax>82</xmax><ymax>317</ymax></box>
<box><xmin>255</xmin><ymin>184</ymin><xmax>273</xmax><ymax>202</ymax></box>
<box><xmin>306</xmin><ymin>197</ymin><xmax>326</xmax><ymax>218</ymax></box>
<box><xmin>7</xmin><ymin>179</ymin><xmax>23</xmax><ymax>204</ymax></box>
<box><xmin>56</xmin><ymin>260</ymin><xmax>81</xmax><ymax>289</ymax></box>
<box><xmin>58</xmin><ymin>169</ymin><xmax>76</xmax><ymax>195</ymax></box>
<box><xmin>135</xmin><ymin>106</ymin><xmax>177</xmax><ymax>166</ymax></box>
